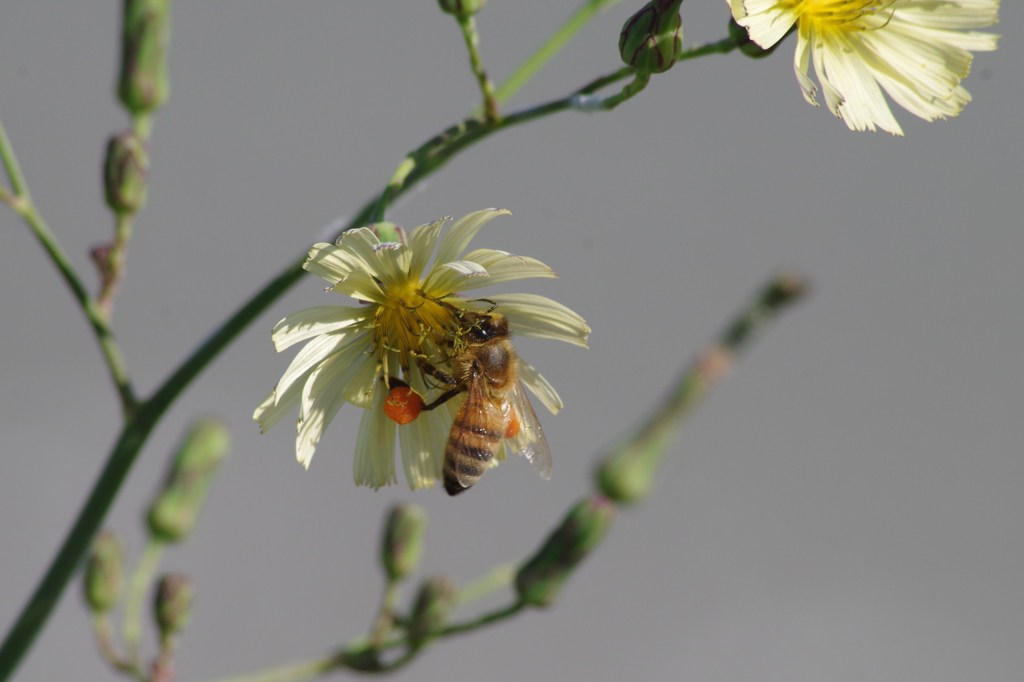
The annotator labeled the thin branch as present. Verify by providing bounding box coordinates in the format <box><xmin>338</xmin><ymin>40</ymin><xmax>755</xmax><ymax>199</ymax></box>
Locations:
<box><xmin>0</xmin><ymin>119</ymin><xmax>138</xmax><ymax>416</ymax></box>
<box><xmin>0</xmin><ymin>35</ymin><xmax>739</xmax><ymax>680</ymax></box>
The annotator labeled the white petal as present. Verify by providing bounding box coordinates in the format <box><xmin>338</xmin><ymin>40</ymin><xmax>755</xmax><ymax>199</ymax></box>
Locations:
<box><xmin>270</xmin><ymin>306</ymin><xmax>368</xmax><ymax>351</ymax></box>
<box><xmin>407</xmin><ymin>217</ymin><xmax>447</xmax><ymax>282</ymax></box>
<box><xmin>823</xmin><ymin>35</ymin><xmax>903</xmax><ymax>134</ymax></box>
<box><xmin>369</xmin><ymin>240</ymin><xmax>413</xmax><ymax>291</ymax></box>
<box><xmin>793</xmin><ymin>32</ymin><xmax>819</xmax><ymax>107</ymax></box>
<box><xmin>296</xmin><ymin>352</ymin><xmax>359</xmax><ymax>468</ymax></box>
<box><xmin>253</xmin><ymin>388</ymin><xmax>296</xmax><ymax>434</ymax></box>
<box><xmin>256</xmin><ymin>333</ymin><xmax>360</xmax><ymax>433</ymax></box>
<box><xmin>518</xmin><ymin>359</ymin><xmax>564</xmax><ymax>415</ymax></box>
<box><xmin>459</xmin><ymin>249</ymin><xmax>557</xmax><ymax>287</ymax></box>
<box><xmin>303</xmin><ymin>242</ymin><xmax>361</xmax><ymax>284</ymax></box>
<box><xmin>426</xmin><ymin>209</ymin><xmax>511</xmax><ymax>287</ymax></box>
<box><xmin>274</xmin><ymin>330</ymin><xmax>354</xmax><ymax>405</ymax></box>
<box><xmin>341</xmin><ymin>351</ymin><xmax>380</xmax><ymax>408</ymax></box>
<box><xmin>330</xmin><ymin>270</ymin><xmax>387</xmax><ymax>303</ymax></box>
<box><xmin>442</xmin><ymin>259</ymin><xmax>490</xmax><ymax>277</ymax></box>
<box><xmin>353</xmin><ymin>383</ymin><xmax>397</xmax><ymax>489</ymax></box>
<box><xmin>737</xmin><ymin>1</ymin><xmax>796</xmax><ymax>48</ymax></box>
<box><xmin>335</xmin><ymin>228</ymin><xmax>384</xmax><ymax>275</ymax></box>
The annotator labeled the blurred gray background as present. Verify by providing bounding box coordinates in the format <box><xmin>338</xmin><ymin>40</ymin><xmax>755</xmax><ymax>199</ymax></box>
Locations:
<box><xmin>2</xmin><ymin>2</ymin><xmax>1022</xmax><ymax>681</ymax></box>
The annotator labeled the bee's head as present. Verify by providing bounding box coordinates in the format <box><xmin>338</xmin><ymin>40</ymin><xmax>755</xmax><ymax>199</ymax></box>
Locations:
<box><xmin>467</xmin><ymin>312</ymin><xmax>508</xmax><ymax>341</ymax></box>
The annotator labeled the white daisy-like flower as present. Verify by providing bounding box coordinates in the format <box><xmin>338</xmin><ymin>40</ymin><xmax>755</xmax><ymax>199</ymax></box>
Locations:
<box><xmin>253</xmin><ymin>209</ymin><xmax>590</xmax><ymax>490</ymax></box>
<box><xmin>729</xmin><ymin>0</ymin><xmax>1000</xmax><ymax>135</ymax></box>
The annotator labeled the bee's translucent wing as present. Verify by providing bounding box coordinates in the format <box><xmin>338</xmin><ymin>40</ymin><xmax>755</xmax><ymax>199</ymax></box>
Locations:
<box><xmin>503</xmin><ymin>381</ymin><xmax>553</xmax><ymax>480</ymax></box>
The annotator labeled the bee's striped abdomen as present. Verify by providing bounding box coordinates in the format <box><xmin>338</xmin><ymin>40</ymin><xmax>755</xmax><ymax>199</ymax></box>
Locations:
<box><xmin>443</xmin><ymin>395</ymin><xmax>503</xmax><ymax>495</ymax></box>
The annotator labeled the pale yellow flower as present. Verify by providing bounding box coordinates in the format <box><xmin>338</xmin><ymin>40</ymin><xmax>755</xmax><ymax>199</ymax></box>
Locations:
<box><xmin>253</xmin><ymin>209</ymin><xmax>589</xmax><ymax>490</ymax></box>
<box><xmin>729</xmin><ymin>0</ymin><xmax>1000</xmax><ymax>135</ymax></box>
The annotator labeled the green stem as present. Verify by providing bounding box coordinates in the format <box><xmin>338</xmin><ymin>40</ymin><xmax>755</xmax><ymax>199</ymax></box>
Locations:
<box><xmin>0</xmin><ymin>118</ymin><xmax>28</xmax><ymax>198</ymax></box>
<box><xmin>133</xmin><ymin>112</ymin><xmax>154</xmax><ymax>140</ymax></box>
<box><xmin>596</xmin><ymin>274</ymin><xmax>808</xmax><ymax>503</ymax></box>
<box><xmin>676</xmin><ymin>35</ymin><xmax>741</xmax><ymax>62</ymax></box>
<box><xmin>438</xmin><ymin>599</ymin><xmax>526</xmax><ymax>637</ymax></box>
<box><xmin>97</xmin><ymin>212</ymin><xmax>135</xmax><ymax>317</ymax></box>
<box><xmin>211</xmin><ymin>651</ymin><xmax>346</xmax><ymax>682</ymax></box>
<box><xmin>91</xmin><ymin>614</ymin><xmax>145</xmax><ymax>680</ymax></box>
<box><xmin>493</xmin><ymin>0</ymin><xmax>624</xmax><ymax>106</ymax></box>
<box><xmin>369</xmin><ymin>581</ymin><xmax>400</xmax><ymax>646</ymax></box>
<box><xmin>122</xmin><ymin>539</ymin><xmax>165</xmax><ymax>666</ymax></box>
<box><xmin>455</xmin><ymin>563</ymin><xmax>515</xmax><ymax>605</ymax></box>
<box><xmin>0</xmin><ymin>38</ymin><xmax>737</xmax><ymax>680</ymax></box>
<box><xmin>573</xmin><ymin>72</ymin><xmax>650</xmax><ymax>110</ymax></box>
<box><xmin>0</xmin><ymin>119</ymin><xmax>138</xmax><ymax>417</ymax></box>
<box><xmin>456</xmin><ymin>14</ymin><xmax>499</xmax><ymax>122</ymax></box>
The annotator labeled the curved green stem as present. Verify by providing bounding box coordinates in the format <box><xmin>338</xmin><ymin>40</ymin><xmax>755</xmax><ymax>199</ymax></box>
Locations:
<box><xmin>456</xmin><ymin>14</ymin><xmax>499</xmax><ymax>122</ymax></box>
<box><xmin>122</xmin><ymin>539</ymin><xmax>165</xmax><ymax>666</ymax></box>
<box><xmin>0</xmin><ymin>119</ymin><xmax>138</xmax><ymax>417</ymax></box>
<box><xmin>437</xmin><ymin>599</ymin><xmax>526</xmax><ymax>637</ymax></box>
<box><xmin>455</xmin><ymin>563</ymin><xmax>515</xmax><ymax>605</ymax></box>
<box><xmin>0</xmin><ymin>36</ymin><xmax>737</xmax><ymax>680</ymax></box>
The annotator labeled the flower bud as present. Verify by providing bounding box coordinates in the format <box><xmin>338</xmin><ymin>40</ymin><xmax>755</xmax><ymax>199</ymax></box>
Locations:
<box><xmin>515</xmin><ymin>496</ymin><xmax>615</xmax><ymax>608</ymax></box>
<box><xmin>596</xmin><ymin>437</ymin><xmax>667</xmax><ymax>504</ymax></box>
<box><xmin>83</xmin><ymin>530</ymin><xmax>124</xmax><ymax>613</ymax></box>
<box><xmin>370</xmin><ymin>222</ymin><xmax>407</xmax><ymax>245</ymax></box>
<box><xmin>619</xmin><ymin>0</ymin><xmax>684</xmax><ymax>75</ymax></box>
<box><xmin>118</xmin><ymin>0</ymin><xmax>170</xmax><ymax>113</ymax></box>
<box><xmin>380</xmin><ymin>504</ymin><xmax>427</xmax><ymax>582</ymax></box>
<box><xmin>103</xmin><ymin>133</ymin><xmax>149</xmax><ymax>214</ymax></box>
<box><xmin>147</xmin><ymin>420</ymin><xmax>229</xmax><ymax>543</ymax></box>
<box><xmin>728</xmin><ymin>17</ymin><xmax>782</xmax><ymax>59</ymax></box>
<box><xmin>153</xmin><ymin>573</ymin><xmax>193</xmax><ymax>637</ymax></box>
<box><xmin>437</xmin><ymin>0</ymin><xmax>487</xmax><ymax>18</ymax></box>
<box><xmin>408</xmin><ymin>577</ymin><xmax>457</xmax><ymax>649</ymax></box>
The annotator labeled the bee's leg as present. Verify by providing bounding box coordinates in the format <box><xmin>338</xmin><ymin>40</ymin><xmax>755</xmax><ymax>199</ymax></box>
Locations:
<box><xmin>421</xmin><ymin>386</ymin><xmax>465</xmax><ymax>412</ymax></box>
<box><xmin>417</xmin><ymin>357</ymin><xmax>457</xmax><ymax>387</ymax></box>
<box><xmin>381</xmin><ymin>375</ymin><xmax>409</xmax><ymax>389</ymax></box>
<box><xmin>467</xmin><ymin>297</ymin><xmax>498</xmax><ymax>314</ymax></box>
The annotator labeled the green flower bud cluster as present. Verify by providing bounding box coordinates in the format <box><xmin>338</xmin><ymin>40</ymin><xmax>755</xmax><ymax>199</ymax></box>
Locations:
<box><xmin>147</xmin><ymin>420</ymin><xmax>230</xmax><ymax>543</ymax></box>
<box><xmin>103</xmin><ymin>133</ymin><xmax>149</xmax><ymax>215</ymax></box>
<box><xmin>153</xmin><ymin>573</ymin><xmax>194</xmax><ymax>637</ymax></box>
<box><xmin>380</xmin><ymin>504</ymin><xmax>427</xmax><ymax>582</ymax></box>
<box><xmin>118</xmin><ymin>0</ymin><xmax>171</xmax><ymax>113</ymax></box>
<box><xmin>515</xmin><ymin>495</ymin><xmax>615</xmax><ymax>608</ymax></box>
<box><xmin>619</xmin><ymin>0</ymin><xmax>684</xmax><ymax>75</ymax></box>
<box><xmin>408</xmin><ymin>577</ymin><xmax>457</xmax><ymax>649</ymax></box>
<box><xmin>83</xmin><ymin>531</ymin><xmax>124</xmax><ymax>614</ymax></box>
<box><xmin>437</xmin><ymin>0</ymin><xmax>487</xmax><ymax>18</ymax></box>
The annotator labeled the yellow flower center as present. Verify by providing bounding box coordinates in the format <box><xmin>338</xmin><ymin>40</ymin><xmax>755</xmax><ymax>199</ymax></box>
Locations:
<box><xmin>778</xmin><ymin>0</ymin><xmax>889</xmax><ymax>35</ymax></box>
<box><xmin>372</xmin><ymin>281</ymin><xmax>461</xmax><ymax>376</ymax></box>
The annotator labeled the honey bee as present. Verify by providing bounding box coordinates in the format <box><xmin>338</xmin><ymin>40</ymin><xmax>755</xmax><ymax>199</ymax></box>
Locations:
<box><xmin>420</xmin><ymin>312</ymin><xmax>552</xmax><ymax>495</ymax></box>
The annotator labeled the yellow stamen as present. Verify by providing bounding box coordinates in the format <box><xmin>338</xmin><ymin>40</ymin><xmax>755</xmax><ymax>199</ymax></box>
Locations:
<box><xmin>372</xmin><ymin>284</ymin><xmax>461</xmax><ymax>371</ymax></box>
<box><xmin>778</xmin><ymin>0</ymin><xmax>889</xmax><ymax>35</ymax></box>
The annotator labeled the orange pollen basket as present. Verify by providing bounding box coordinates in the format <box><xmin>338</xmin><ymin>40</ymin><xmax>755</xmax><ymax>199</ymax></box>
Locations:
<box><xmin>383</xmin><ymin>386</ymin><xmax>424</xmax><ymax>425</ymax></box>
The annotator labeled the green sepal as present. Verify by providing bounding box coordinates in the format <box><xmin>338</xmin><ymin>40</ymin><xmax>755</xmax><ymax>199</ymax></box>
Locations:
<box><xmin>83</xmin><ymin>530</ymin><xmax>124</xmax><ymax>613</ymax></box>
<box><xmin>619</xmin><ymin>0</ymin><xmax>684</xmax><ymax>75</ymax></box>
<box><xmin>515</xmin><ymin>495</ymin><xmax>615</xmax><ymax>607</ymax></box>
<box><xmin>153</xmin><ymin>573</ymin><xmax>193</xmax><ymax>636</ymax></box>
<box><xmin>147</xmin><ymin>420</ymin><xmax>229</xmax><ymax>543</ymax></box>
<box><xmin>380</xmin><ymin>504</ymin><xmax>427</xmax><ymax>582</ymax></box>
<box><xmin>407</xmin><ymin>577</ymin><xmax>457</xmax><ymax>649</ymax></box>
<box><xmin>103</xmin><ymin>133</ymin><xmax>149</xmax><ymax>214</ymax></box>
<box><xmin>118</xmin><ymin>0</ymin><xmax>170</xmax><ymax>113</ymax></box>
